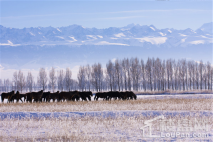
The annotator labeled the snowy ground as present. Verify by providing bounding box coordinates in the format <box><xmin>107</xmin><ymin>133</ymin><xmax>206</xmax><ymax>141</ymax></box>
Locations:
<box><xmin>0</xmin><ymin>94</ymin><xmax>212</xmax><ymax>141</ymax></box>
<box><xmin>0</xmin><ymin>112</ymin><xmax>212</xmax><ymax>141</ymax></box>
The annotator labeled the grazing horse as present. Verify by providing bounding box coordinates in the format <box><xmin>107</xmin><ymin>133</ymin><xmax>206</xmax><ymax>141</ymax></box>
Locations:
<box><xmin>78</xmin><ymin>92</ymin><xmax>88</xmax><ymax>101</ymax></box>
<box><xmin>107</xmin><ymin>91</ymin><xmax>121</xmax><ymax>100</ymax></box>
<box><xmin>42</xmin><ymin>91</ymin><xmax>51</xmax><ymax>102</ymax></box>
<box><xmin>94</xmin><ymin>92</ymin><xmax>108</xmax><ymax>101</ymax></box>
<box><xmin>124</xmin><ymin>91</ymin><xmax>137</xmax><ymax>100</ymax></box>
<box><xmin>119</xmin><ymin>92</ymin><xmax>128</xmax><ymax>100</ymax></box>
<box><xmin>47</xmin><ymin>91</ymin><xmax>60</xmax><ymax>102</ymax></box>
<box><xmin>27</xmin><ymin>90</ymin><xmax>43</xmax><ymax>103</ymax></box>
<box><xmin>84</xmin><ymin>91</ymin><xmax>93</xmax><ymax>101</ymax></box>
<box><xmin>1</xmin><ymin>91</ymin><xmax>15</xmax><ymax>103</ymax></box>
<box><xmin>59</xmin><ymin>91</ymin><xmax>73</xmax><ymax>102</ymax></box>
<box><xmin>70</xmin><ymin>91</ymin><xmax>80</xmax><ymax>101</ymax></box>
<box><xmin>8</xmin><ymin>91</ymin><xmax>24</xmax><ymax>103</ymax></box>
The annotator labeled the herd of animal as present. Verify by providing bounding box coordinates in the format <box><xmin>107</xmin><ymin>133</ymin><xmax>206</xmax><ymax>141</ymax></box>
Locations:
<box><xmin>0</xmin><ymin>90</ymin><xmax>137</xmax><ymax>103</ymax></box>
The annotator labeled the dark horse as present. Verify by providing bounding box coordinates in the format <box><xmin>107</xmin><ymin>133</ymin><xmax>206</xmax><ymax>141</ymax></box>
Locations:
<box><xmin>107</xmin><ymin>91</ymin><xmax>121</xmax><ymax>100</ymax></box>
<box><xmin>125</xmin><ymin>91</ymin><xmax>137</xmax><ymax>100</ymax></box>
<box><xmin>94</xmin><ymin>92</ymin><xmax>108</xmax><ymax>101</ymax></box>
<box><xmin>59</xmin><ymin>91</ymin><xmax>80</xmax><ymax>102</ymax></box>
<box><xmin>1</xmin><ymin>91</ymin><xmax>15</xmax><ymax>103</ymax></box>
<box><xmin>27</xmin><ymin>90</ymin><xmax>43</xmax><ymax>103</ymax></box>
<box><xmin>47</xmin><ymin>91</ymin><xmax>60</xmax><ymax>102</ymax></box>
<box><xmin>42</xmin><ymin>91</ymin><xmax>51</xmax><ymax>102</ymax></box>
<box><xmin>8</xmin><ymin>91</ymin><xmax>25</xmax><ymax>103</ymax></box>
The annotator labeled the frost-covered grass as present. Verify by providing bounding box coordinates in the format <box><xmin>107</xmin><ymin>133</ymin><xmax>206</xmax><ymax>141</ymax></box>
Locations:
<box><xmin>134</xmin><ymin>89</ymin><xmax>213</xmax><ymax>95</ymax></box>
<box><xmin>0</xmin><ymin>94</ymin><xmax>212</xmax><ymax>112</ymax></box>
<box><xmin>0</xmin><ymin>94</ymin><xmax>212</xmax><ymax>141</ymax></box>
<box><xmin>0</xmin><ymin>114</ymin><xmax>212</xmax><ymax>141</ymax></box>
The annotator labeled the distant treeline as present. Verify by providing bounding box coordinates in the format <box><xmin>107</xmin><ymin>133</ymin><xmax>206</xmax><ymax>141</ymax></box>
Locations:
<box><xmin>0</xmin><ymin>57</ymin><xmax>212</xmax><ymax>93</ymax></box>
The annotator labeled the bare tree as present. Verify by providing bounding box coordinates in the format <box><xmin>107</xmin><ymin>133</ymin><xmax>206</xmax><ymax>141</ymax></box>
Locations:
<box><xmin>57</xmin><ymin>69</ymin><xmax>65</xmax><ymax>91</ymax></box>
<box><xmin>26</xmin><ymin>71</ymin><xmax>34</xmax><ymax>92</ymax></box>
<box><xmin>17</xmin><ymin>70</ymin><xmax>25</xmax><ymax>92</ymax></box>
<box><xmin>37</xmin><ymin>68</ymin><xmax>48</xmax><ymax>91</ymax></box>
<box><xmin>199</xmin><ymin>61</ymin><xmax>204</xmax><ymax>90</ymax></box>
<box><xmin>85</xmin><ymin>65</ymin><xmax>91</xmax><ymax>91</ymax></box>
<box><xmin>49</xmin><ymin>67</ymin><xmax>57</xmax><ymax>92</ymax></box>
<box><xmin>115</xmin><ymin>59</ymin><xmax>122</xmax><ymax>91</ymax></box>
<box><xmin>146</xmin><ymin>58</ymin><xmax>152</xmax><ymax>91</ymax></box>
<box><xmin>78</xmin><ymin>66</ymin><xmax>86</xmax><ymax>91</ymax></box>
<box><xmin>130</xmin><ymin>58</ymin><xmax>141</xmax><ymax>91</ymax></box>
<box><xmin>65</xmin><ymin>68</ymin><xmax>72</xmax><ymax>91</ymax></box>
<box><xmin>106</xmin><ymin>60</ymin><xmax>115</xmax><ymax>91</ymax></box>
<box><xmin>91</xmin><ymin>63</ymin><xmax>103</xmax><ymax>92</ymax></box>
<box><xmin>4</xmin><ymin>79</ymin><xmax>11</xmax><ymax>92</ymax></box>
<box><xmin>13</xmin><ymin>71</ymin><xmax>18</xmax><ymax>91</ymax></box>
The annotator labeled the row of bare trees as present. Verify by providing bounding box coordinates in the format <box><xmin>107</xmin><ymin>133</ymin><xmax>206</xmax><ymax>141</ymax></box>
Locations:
<box><xmin>0</xmin><ymin>57</ymin><xmax>213</xmax><ymax>93</ymax></box>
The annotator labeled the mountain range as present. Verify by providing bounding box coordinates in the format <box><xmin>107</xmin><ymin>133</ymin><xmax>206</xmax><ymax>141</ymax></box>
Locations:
<box><xmin>0</xmin><ymin>22</ymin><xmax>212</xmax><ymax>47</ymax></box>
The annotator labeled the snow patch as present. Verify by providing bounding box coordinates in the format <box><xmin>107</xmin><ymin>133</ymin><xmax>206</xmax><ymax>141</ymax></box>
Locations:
<box><xmin>114</xmin><ymin>33</ymin><xmax>125</xmax><ymax>38</ymax></box>
<box><xmin>136</xmin><ymin>37</ymin><xmax>167</xmax><ymax>45</ymax></box>
<box><xmin>159</xmin><ymin>32</ymin><xmax>166</xmax><ymax>36</ymax></box>
<box><xmin>86</xmin><ymin>35</ymin><xmax>97</xmax><ymax>40</ymax></box>
<box><xmin>179</xmin><ymin>33</ymin><xmax>187</xmax><ymax>37</ymax></box>
<box><xmin>69</xmin><ymin>36</ymin><xmax>77</xmax><ymax>42</ymax></box>
<box><xmin>56</xmin><ymin>36</ymin><xmax>64</xmax><ymax>39</ymax></box>
<box><xmin>200</xmin><ymin>35</ymin><xmax>207</xmax><ymax>38</ymax></box>
<box><xmin>191</xmin><ymin>30</ymin><xmax>196</xmax><ymax>33</ymax></box>
<box><xmin>95</xmin><ymin>41</ymin><xmax>129</xmax><ymax>46</ymax></box>
<box><xmin>0</xmin><ymin>40</ymin><xmax>20</xmax><ymax>46</ymax></box>
<box><xmin>111</xmin><ymin>38</ymin><xmax>118</xmax><ymax>39</ymax></box>
<box><xmin>190</xmin><ymin>40</ymin><xmax>205</xmax><ymax>45</ymax></box>
<box><xmin>181</xmin><ymin>38</ymin><xmax>187</xmax><ymax>43</ymax></box>
<box><xmin>56</xmin><ymin>28</ymin><xmax>61</xmax><ymax>32</ymax></box>
<box><xmin>97</xmin><ymin>35</ymin><xmax>103</xmax><ymax>38</ymax></box>
<box><xmin>168</xmin><ymin>29</ymin><xmax>172</xmax><ymax>33</ymax></box>
<box><xmin>150</xmin><ymin>27</ymin><xmax>155</xmax><ymax>31</ymax></box>
<box><xmin>29</xmin><ymin>32</ymin><xmax>35</xmax><ymax>36</ymax></box>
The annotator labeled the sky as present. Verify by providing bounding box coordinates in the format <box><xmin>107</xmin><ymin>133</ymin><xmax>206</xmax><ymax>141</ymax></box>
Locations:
<box><xmin>0</xmin><ymin>0</ymin><xmax>212</xmax><ymax>81</ymax></box>
<box><xmin>0</xmin><ymin>0</ymin><xmax>212</xmax><ymax>30</ymax></box>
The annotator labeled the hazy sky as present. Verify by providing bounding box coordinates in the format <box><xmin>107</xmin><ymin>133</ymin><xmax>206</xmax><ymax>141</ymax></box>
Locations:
<box><xmin>0</xmin><ymin>0</ymin><xmax>212</xmax><ymax>30</ymax></box>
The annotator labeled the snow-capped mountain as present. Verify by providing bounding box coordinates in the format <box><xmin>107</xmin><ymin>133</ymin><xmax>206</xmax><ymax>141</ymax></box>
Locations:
<box><xmin>0</xmin><ymin>22</ymin><xmax>212</xmax><ymax>47</ymax></box>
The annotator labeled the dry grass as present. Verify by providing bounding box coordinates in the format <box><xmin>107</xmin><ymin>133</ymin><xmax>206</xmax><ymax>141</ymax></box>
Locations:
<box><xmin>133</xmin><ymin>89</ymin><xmax>213</xmax><ymax>95</ymax></box>
<box><xmin>0</xmin><ymin>94</ymin><xmax>212</xmax><ymax>141</ymax></box>
<box><xmin>0</xmin><ymin>114</ymin><xmax>212</xmax><ymax>141</ymax></box>
<box><xmin>0</xmin><ymin>94</ymin><xmax>212</xmax><ymax>112</ymax></box>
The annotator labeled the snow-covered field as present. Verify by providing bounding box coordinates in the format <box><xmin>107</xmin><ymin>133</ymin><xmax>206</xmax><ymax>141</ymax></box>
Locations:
<box><xmin>0</xmin><ymin>94</ymin><xmax>212</xmax><ymax>141</ymax></box>
<box><xmin>0</xmin><ymin>113</ymin><xmax>212</xmax><ymax>141</ymax></box>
